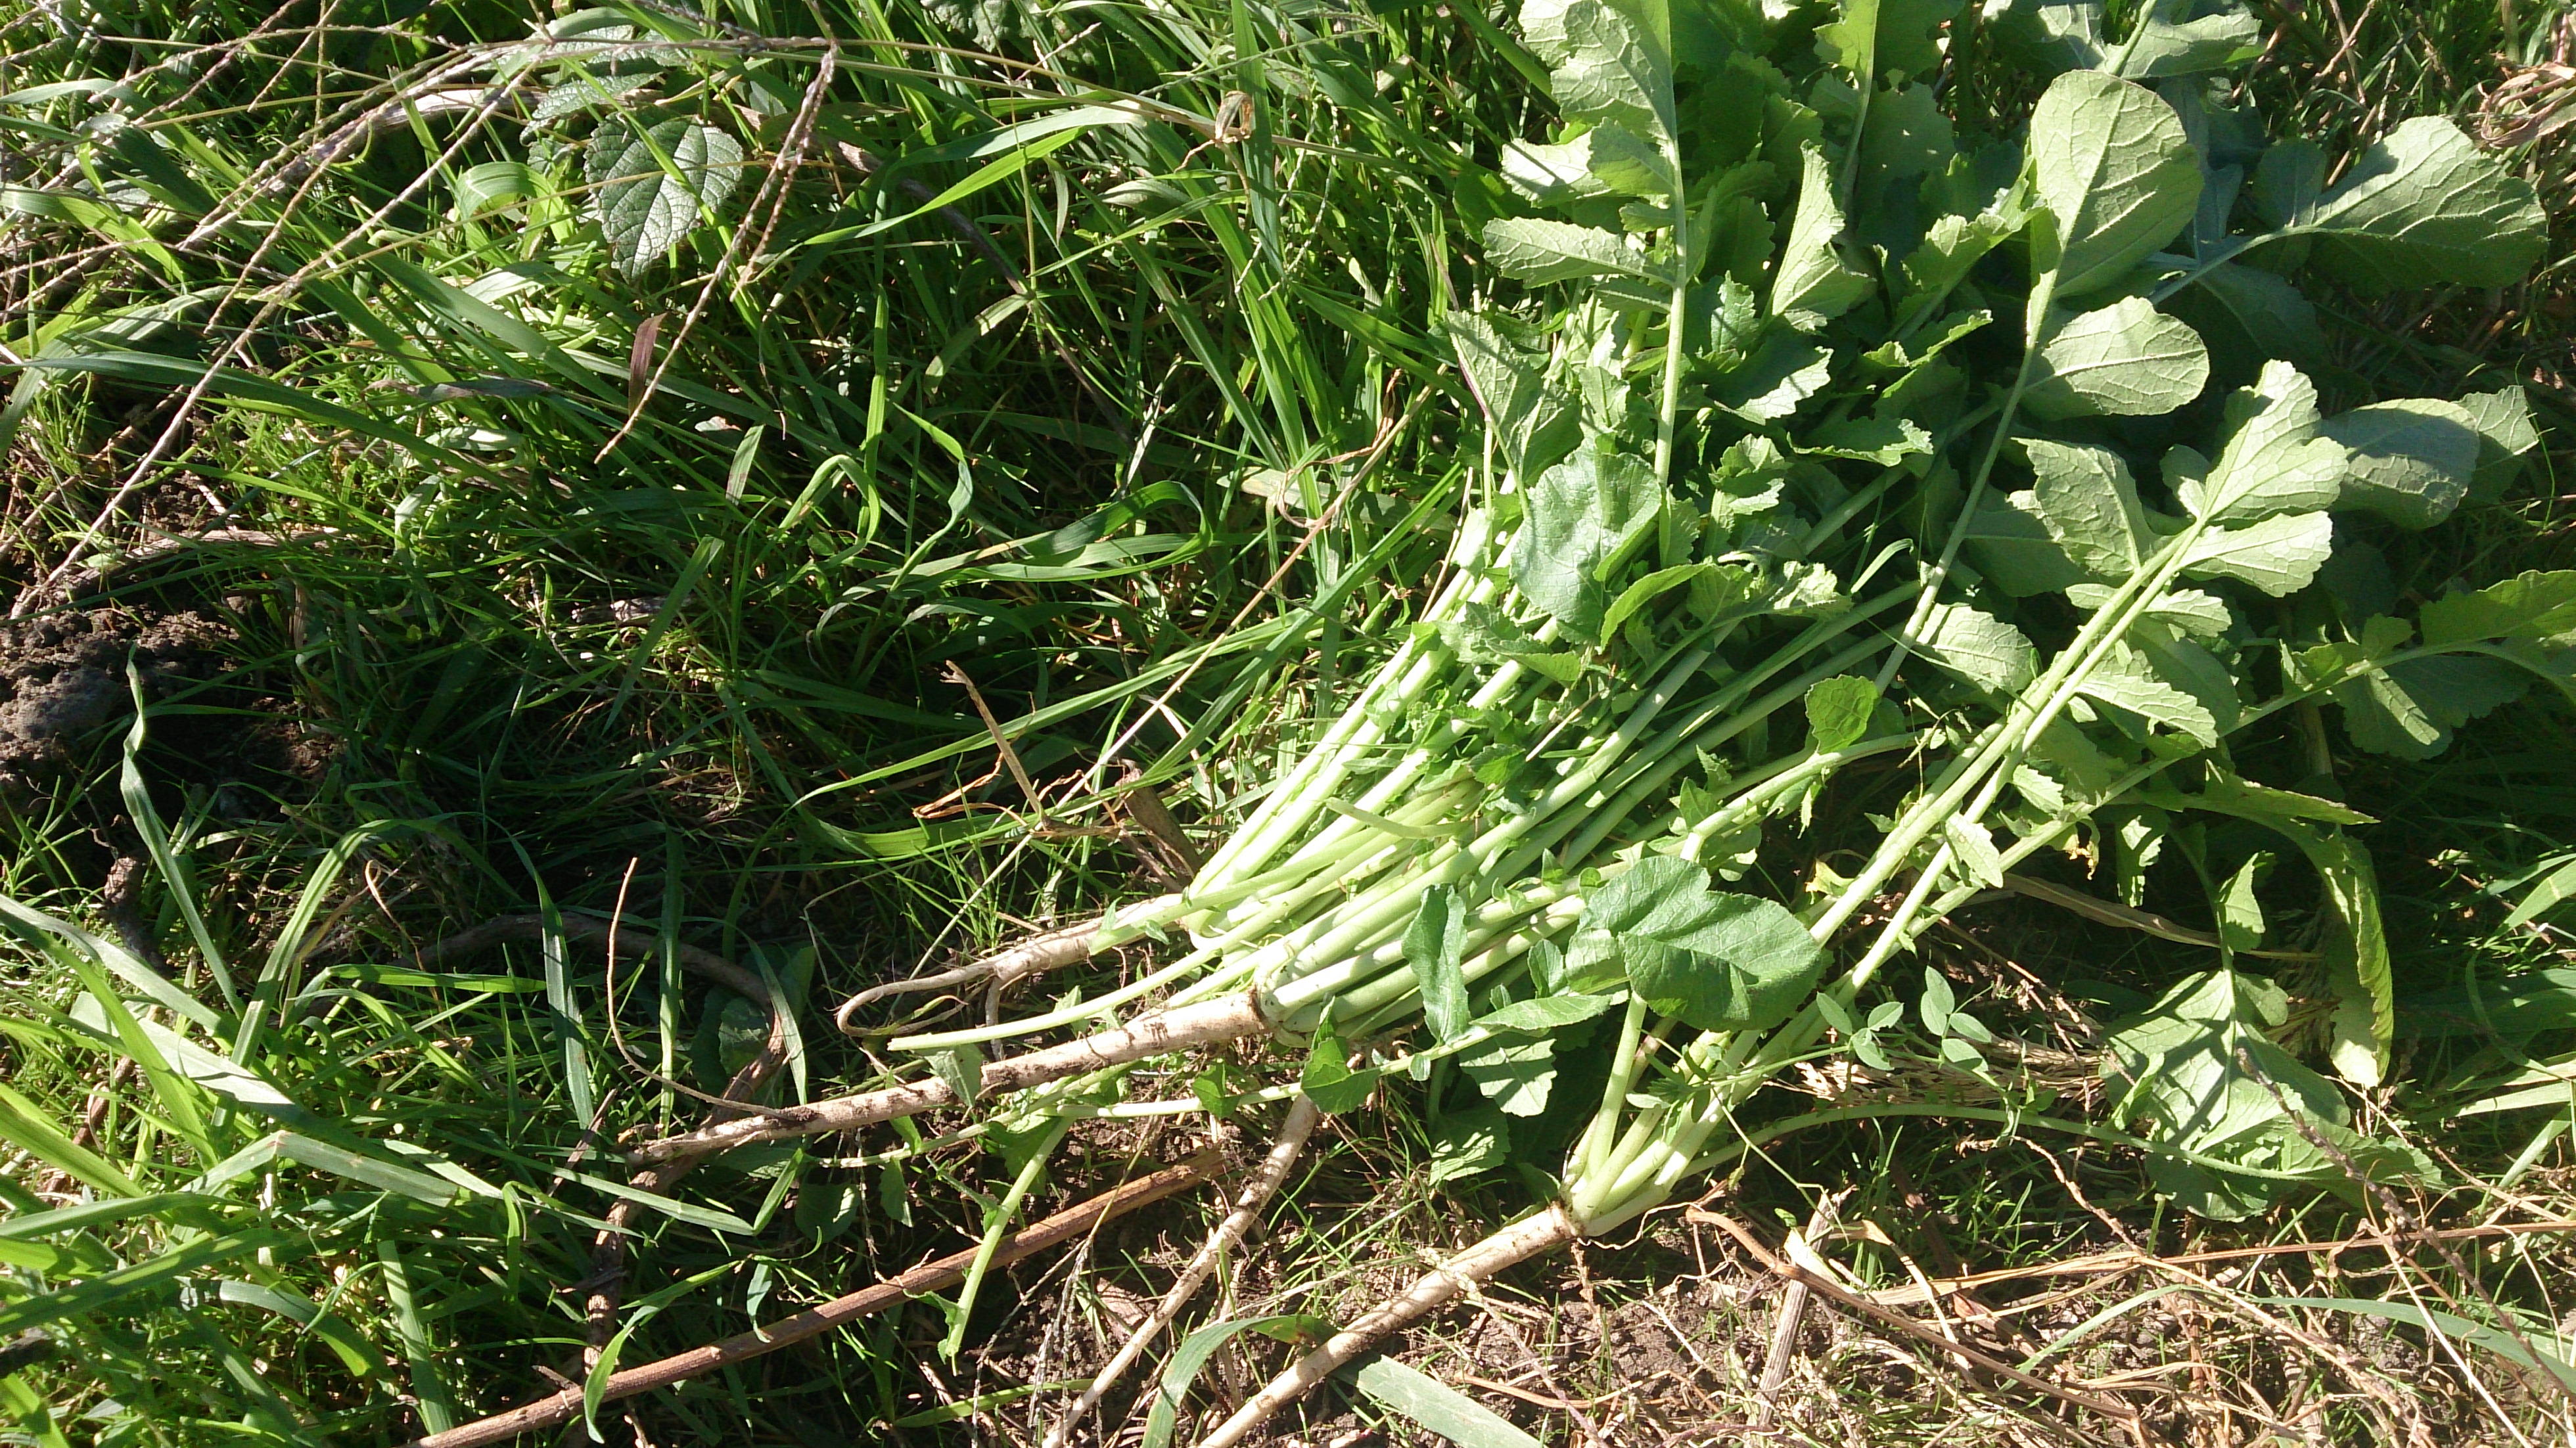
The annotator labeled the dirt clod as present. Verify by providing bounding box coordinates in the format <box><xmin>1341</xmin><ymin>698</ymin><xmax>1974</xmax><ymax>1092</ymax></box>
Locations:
<box><xmin>0</xmin><ymin>608</ymin><xmax>231</xmax><ymax>788</ymax></box>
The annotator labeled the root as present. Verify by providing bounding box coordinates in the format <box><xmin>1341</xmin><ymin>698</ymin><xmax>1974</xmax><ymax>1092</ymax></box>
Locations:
<box><xmin>411</xmin><ymin>1149</ymin><xmax>1224</xmax><ymax>1448</ymax></box>
<box><xmin>630</xmin><ymin>991</ymin><xmax>1267</xmax><ymax>1165</ymax></box>
<box><xmin>832</xmin><ymin>894</ymin><xmax>1184</xmax><ymax>1035</ymax></box>
<box><xmin>1045</xmin><ymin>1095</ymin><xmax>1324</xmax><ymax>1448</ymax></box>
<box><xmin>1189</xmin><ymin>1204</ymin><xmax>1579</xmax><ymax>1448</ymax></box>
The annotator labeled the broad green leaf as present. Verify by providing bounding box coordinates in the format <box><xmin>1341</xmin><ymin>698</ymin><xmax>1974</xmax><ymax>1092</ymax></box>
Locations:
<box><xmin>2420</xmin><ymin>570</ymin><xmax>2576</xmax><ymax>647</ymax></box>
<box><xmin>2022</xmin><ymin>297</ymin><xmax>2209</xmax><ymax>419</ymax></box>
<box><xmin>2158</xmin><ymin>771</ymin><xmax>2392</xmax><ymax>1083</ymax></box>
<box><xmin>2174</xmin><ymin>361</ymin><xmax>2346</xmax><ymax>524</ymax></box>
<box><xmin>2177</xmin><ymin>509</ymin><xmax>2334</xmax><ymax>596</ymax></box>
<box><xmin>2077</xmin><ymin>642</ymin><xmax>2220</xmax><ymax>744</ymax></box>
<box><xmin>1962</xmin><ymin>492</ymin><xmax>2094</xmax><ymax>597</ymax></box>
<box><xmin>1484</xmin><ymin>216</ymin><xmax>1668</xmax><ymax>285</ymax></box>
<box><xmin>2291</xmin><ymin>118</ymin><xmax>2548</xmax><ymax>291</ymax></box>
<box><xmin>2460</xmin><ymin>387</ymin><xmax>2541</xmax><ymax>503</ymax></box>
<box><xmin>1915</xmin><ymin>602</ymin><xmax>2038</xmax><ymax>692</ymax></box>
<box><xmin>1510</xmin><ymin>447</ymin><xmax>1664</xmax><ymax>640</ymax></box>
<box><xmin>1944</xmin><ymin>815</ymin><xmax>2006</xmax><ymax>887</ymax></box>
<box><xmin>1600</xmin><ymin>562</ymin><xmax>1716</xmax><ymax>638</ymax></box>
<box><xmin>2104</xmin><ymin>970</ymin><xmax>2391</xmax><ymax>1217</ymax></box>
<box><xmin>1583</xmin><ymin>122</ymin><xmax>1680</xmax><ymax>198</ymax></box>
<box><xmin>1710</xmin><ymin>335</ymin><xmax>1834</xmax><ymax>422</ymax></box>
<box><xmin>1348</xmin><ymin>1357</ymin><xmax>1546</xmax><ymax>1448</ymax></box>
<box><xmin>2028</xmin><ymin>439</ymin><xmax>2154</xmax><ymax>577</ymax></box>
<box><xmin>1770</xmin><ymin>145</ymin><xmax>1871</xmax><ymax>330</ymax></box>
<box><xmin>1427</xmin><ymin>1103</ymin><xmax>1512</xmax><ymax>1182</ymax></box>
<box><xmin>2326</xmin><ymin>652</ymin><xmax>2527</xmax><ymax>760</ymax></box>
<box><xmin>584</xmin><ymin>112</ymin><xmax>743</xmax><ymax>275</ymax></box>
<box><xmin>1301</xmin><ymin>1018</ymin><xmax>1380</xmax><ymax>1114</ymax></box>
<box><xmin>2030</xmin><ymin>70</ymin><xmax>2202</xmax><ymax>295</ymax></box>
<box><xmin>1440</xmin><ymin>602</ymin><xmax>1589</xmax><ymax>685</ymax></box>
<box><xmin>2218</xmin><ymin>851</ymin><xmax>2270</xmax><ymax>951</ymax></box>
<box><xmin>1406</xmin><ymin>885</ymin><xmax>1473</xmax><ymax>1043</ymax></box>
<box><xmin>1460</xmin><ymin>1034</ymin><xmax>1557</xmax><ymax>1115</ymax></box>
<box><xmin>1897</xmin><ymin>212</ymin><xmax>2017</xmax><ymax>330</ymax></box>
<box><xmin>2320</xmin><ymin>398</ymin><xmax>2481</xmax><ymax>530</ymax></box>
<box><xmin>1473</xmin><ymin>993</ymin><xmax>1619</xmax><ymax>1033</ymax></box>
<box><xmin>1805</xmin><ymin>415</ymin><xmax>1934</xmax><ymax>463</ymax></box>
<box><xmin>1549</xmin><ymin>0</ymin><xmax>1680</xmax><ymax>148</ymax></box>
<box><xmin>2116</xmin><ymin>0</ymin><xmax>2263</xmax><ymax>77</ymax></box>
<box><xmin>1585</xmin><ymin>859</ymin><xmax>1827</xmax><ymax>1031</ymax></box>
<box><xmin>1804</xmin><ymin>675</ymin><xmax>1880</xmax><ymax>753</ymax></box>
<box><xmin>2167</xmin><ymin>260</ymin><xmax>2326</xmax><ymax>371</ymax></box>
<box><xmin>1816</xmin><ymin>0</ymin><xmax>1961</xmax><ymax>81</ymax></box>
<box><xmin>1920</xmin><ymin>965</ymin><xmax>1957</xmax><ymax>1034</ymax></box>
<box><xmin>1448</xmin><ymin>312</ymin><xmax>1578</xmax><ymax>486</ymax></box>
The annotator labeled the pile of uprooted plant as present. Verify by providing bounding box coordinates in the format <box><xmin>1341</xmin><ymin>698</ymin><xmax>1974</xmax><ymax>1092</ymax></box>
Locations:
<box><xmin>7</xmin><ymin>0</ymin><xmax>2576</xmax><ymax>1442</ymax></box>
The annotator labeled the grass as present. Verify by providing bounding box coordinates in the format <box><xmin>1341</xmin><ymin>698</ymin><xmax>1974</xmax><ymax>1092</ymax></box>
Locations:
<box><xmin>0</xmin><ymin>0</ymin><xmax>2574</xmax><ymax>1443</ymax></box>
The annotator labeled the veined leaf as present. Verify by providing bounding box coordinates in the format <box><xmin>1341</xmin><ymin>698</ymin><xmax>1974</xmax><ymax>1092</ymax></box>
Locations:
<box><xmin>1964</xmin><ymin>492</ymin><xmax>2094</xmax><ymax>597</ymax></box>
<box><xmin>2078</xmin><ymin>641</ymin><xmax>2220</xmax><ymax>744</ymax></box>
<box><xmin>2178</xmin><ymin>509</ymin><xmax>2333</xmax><ymax>596</ymax></box>
<box><xmin>1460</xmin><ymin>1033</ymin><xmax>1557</xmax><ymax>1116</ymax></box>
<box><xmin>2031</xmin><ymin>70</ymin><xmax>2202</xmax><ymax>295</ymax></box>
<box><xmin>2022</xmin><ymin>297</ymin><xmax>2209</xmax><ymax>419</ymax></box>
<box><xmin>1549</xmin><ymin>0</ymin><xmax>1679</xmax><ymax>149</ymax></box>
<box><xmin>1448</xmin><ymin>311</ymin><xmax>1578</xmax><ymax>485</ymax></box>
<box><xmin>2460</xmin><ymin>386</ymin><xmax>2541</xmax><ymax>503</ymax></box>
<box><xmin>2420</xmin><ymin>570</ymin><xmax>2576</xmax><ymax>647</ymax></box>
<box><xmin>1816</xmin><ymin>0</ymin><xmax>1961</xmax><ymax>82</ymax></box>
<box><xmin>2291</xmin><ymin>118</ymin><xmax>2548</xmax><ymax>290</ymax></box>
<box><xmin>1405</xmin><ymin>885</ymin><xmax>1472</xmax><ymax>1043</ymax></box>
<box><xmin>1580</xmin><ymin>859</ymin><xmax>1825</xmax><ymax>1032</ymax></box>
<box><xmin>584</xmin><ymin>112</ymin><xmax>743</xmax><ymax>275</ymax></box>
<box><xmin>1510</xmin><ymin>447</ymin><xmax>1663</xmax><ymax>641</ymax></box>
<box><xmin>2028</xmin><ymin>438</ymin><xmax>2155</xmax><ymax>578</ymax></box>
<box><xmin>1770</xmin><ymin>145</ymin><xmax>1870</xmax><ymax>330</ymax></box>
<box><xmin>1483</xmin><ymin>217</ymin><xmax>1670</xmax><ymax>285</ymax></box>
<box><xmin>2321</xmin><ymin>398</ymin><xmax>2481</xmax><ymax>530</ymax></box>
<box><xmin>1916</xmin><ymin>602</ymin><xmax>2038</xmax><ymax>692</ymax></box>
<box><xmin>2117</xmin><ymin>0</ymin><xmax>2263</xmax><ymax>77</ymax></box>
<box><xmin>2175</xmin><ymin>361</ymin><xmax>2346</xmax><ymax>524</ymax></box>
<box><xmin>1804</xmin><ymin>675</ymin><xmax>1881</xmax><ymax>753</ymax></box>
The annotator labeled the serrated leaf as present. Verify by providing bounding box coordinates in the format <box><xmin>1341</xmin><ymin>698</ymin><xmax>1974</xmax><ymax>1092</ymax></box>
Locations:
<box><xmin>1944</xmin><ymin>815</ymin><xmax>2006</xmax><ymax>886</ymax></box>
<box><xmin>1601</xmin><ymin>562</ymin><xmax>1716</xmax><ymax>639</ymax></box>
<box><xmin>2030</xmin><ymin>70</ymin><xmax>2202</xmax><ymax>296</ymax></box>
<box><xmin>1483</xmin><ymin>217</ymin><xmax>1669</xmax><ymax>284</ymax></box>
<box><xmin>1301</xmin><ymin>1017</ymin><xmax>1380</xmax><ymax>1115</ymax></box>
<box><xmin>2178</xmin><ymin>361</ymin><xmax>2346</xmax><ymax>524</ymax></box>
<box><xmin>1805</xmin><ymin>675</ymin><xmax>1880</xmax><ymax>754</ymax></box>
<box><xmin>2104</xmin><ymin>969</ymin><xmax>2372</xmax><ymax>1217</ymax></box>
<box><xmin>2028</xmin><ymin>439</ymin><xmax>2154</xmax><ymax>578</ymax></box>
<box><xmin>1712</xmin><ymin>334</ymin><xmax>1834</xmax><ymax>422</ymax></box>
<box><xmin>2178</xmin><ymin>509</ymin><xmax>2333</xmax><ymax>596</ymax></box>
<box><xmin>2289</xmin><ymin>118</ymin><xmax>2549</xmax><ymax>291</ymax></box>
<box><xmin>2167</xmin><ymin>260</ymin><xmax>2326</xmax><ymax>371</ymax></box>
<box><xmin>1805</xmin><ymin>415</ymin><xmax>1933</xmax><ymax>463</ymax></box>
<box><xmin>1511</xmin><ymin>447</ymin><xmax>1663</xmax><ymax>641</ymax></box>
<box><xmin>584</xmin><ymin>113</ymin><xmax>743</xmax><ymax>275</ymax></box>
<box><xmin>2330</xmin><ymin>653</ymin><xmax>2527</xmax><ymax>760</ymax></box>
<box><xmin>1920</xmin><ymin>965</ymin><xmax>1956</xmax><ymax>1033</ymax></box>
<box><xmin>2023</xmin><ymin>297</ymin><xmax>2209</xmax><ymax>419</ymax></box>
<box><xmin>1770</xmin><ymin>145</ymin><xmax>1870</xmax><ymax>330</ymax></box>
<box><xmin>2321</xmin><ymin>398</ymin><xmax>2481</xmax><ymax>530</ymax></box>
<box><xmin>1916</xmin><ymin>602</ymin><xmax>2038</xmax><ymax>692</ymax></box>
